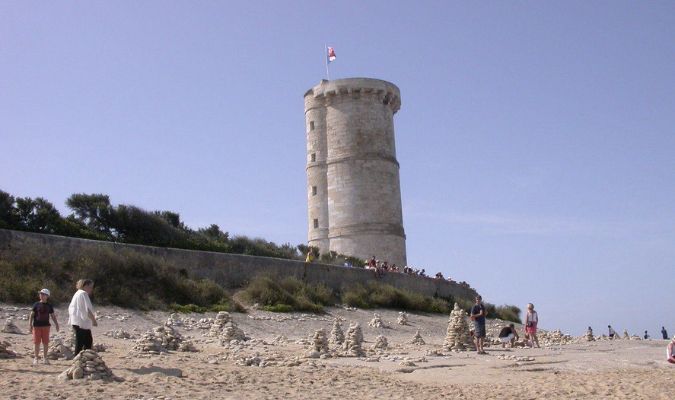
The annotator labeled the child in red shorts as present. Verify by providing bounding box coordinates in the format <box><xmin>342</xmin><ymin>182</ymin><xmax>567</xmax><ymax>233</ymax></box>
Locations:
<box><xmin>29</xmin><ymin>288</ymin><xmax>59</xmax><ymax>365</ymax></box>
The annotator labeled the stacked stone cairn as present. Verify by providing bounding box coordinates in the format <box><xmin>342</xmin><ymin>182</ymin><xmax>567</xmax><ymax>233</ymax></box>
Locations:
<box><xmin>306</xmin><ymin>329</ymin><xmax>329</xmax><ymax>358</ymax></box>
<box><xmin>329</xmin><ymin>319</ymin><xmax>345</xmax><ymax>345</ymax></box>
<box><xmin>368</xmin><ymin>313</ymin><xmax>385</xmax><ymax>328</ymax></box>
<box><xmin>623</xmin><ymin>330</ymin><xmax>630</xmax><ymax>340</ymax></box>
<box><xmin>59</xmin><ymin>350</ymin><xmax>114</xmax><ymax>381</ymax></box>
<box><xmin>133</xmin><ymin>325</ymin><xmax>196</xmax><ymax>354</ymax></box>
<box><xmin>343</xmin><ymin>323</ymin><xmax>365</xmax><ymax>357</ymax></box>
<box><xmin>208</xmin><ymin>311</ymin><xmax>247</xmax><ymax>343</ymax></box>
<box><xmin>372</xmin><ymin>335</ymin><xmax>388</xmax><ymax>350</ymax></box>
<box><xmin>539</xmin><ymin>329</ymin><xmax>574</xmax><ymax>346</ymax></box>
<box><xmin>585</xmin><ymin>328</ymin><xmax>595</xmax><ymax>342</ymax></box>
<box><xmin>104</xmin><ymin>329</ymin><xmax>136</xmax><ymax>340</ymax></box>
<box><xmin>1</xmin><ymin>318</ymin><xmax>22</xmax><ymax>334</ymax></box>
<box><xmin>410</xmin><ymin>329</ymin><xmax>425</xmax><ymax>345</ymax></box>
<box><xmin>443</xmin><ymin>303</ymin><xmax>474</xmax><ymax>351</ymax></box>
<box><xmin>166</xmin><ymin>313</ymin><xmax>183</xmax><ymax>327</ymax></box>
<box><xmin>0</xmin><ymin>340</ymin><xmax>17</xmax><ymax>358</ymax></box>
<box><xmin>397</xmin><ymin>312</ymin><xmax>408</xmax><ymax>325</ymax></box>
<box><xmin>47</xmin><ymin>338</ymin><xmax>74</xmax><ymax>360</ymax></box>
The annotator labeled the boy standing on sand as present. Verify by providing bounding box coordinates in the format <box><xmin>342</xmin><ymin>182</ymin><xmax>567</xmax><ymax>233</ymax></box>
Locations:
<box><xmin>29</xmin><ymin>288</ymin><xmax>59</xmax><ymax>365</ymax></box>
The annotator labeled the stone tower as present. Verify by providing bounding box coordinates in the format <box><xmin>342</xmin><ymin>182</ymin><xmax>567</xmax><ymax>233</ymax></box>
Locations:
<box><xmin>304</xmin><ymin>78</ymin><xmax>406</xmax><ymax>266</ymax></box>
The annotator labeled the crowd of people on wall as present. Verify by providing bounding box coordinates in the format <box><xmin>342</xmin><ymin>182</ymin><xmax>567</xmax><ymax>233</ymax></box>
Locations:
<box><xmin>348</xmin><ymin>255</ymin><xmax>474</xmax><ymax>290</ymax></box>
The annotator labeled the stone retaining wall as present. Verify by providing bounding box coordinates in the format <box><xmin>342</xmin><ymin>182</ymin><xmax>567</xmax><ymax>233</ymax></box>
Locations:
<box><xmin>0</xmin><ymin>229</ymin><xmax>477</xmax><ymax>301</ymax></box>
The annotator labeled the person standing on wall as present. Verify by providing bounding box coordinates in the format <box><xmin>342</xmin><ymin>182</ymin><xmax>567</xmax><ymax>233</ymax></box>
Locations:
<box><xmin>470</xmin><ymin>295</ymin><xmax>487</xmax><ymax>354</ymax></box>
<box><xmin>68</xmin><ymin>279</ymin><xmax>97</xmax><ymax>355</ymax></box>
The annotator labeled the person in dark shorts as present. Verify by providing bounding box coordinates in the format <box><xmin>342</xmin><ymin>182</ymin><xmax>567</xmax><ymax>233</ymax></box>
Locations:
<box><xmin>470</xmin><ymin>295</ymin><xmax>486</xmax><ymax>354</ymax></box>
<box><xmin>29</xmin><ymin>288</ymin><xmax>60</xmax><ymax>365</ymax></box>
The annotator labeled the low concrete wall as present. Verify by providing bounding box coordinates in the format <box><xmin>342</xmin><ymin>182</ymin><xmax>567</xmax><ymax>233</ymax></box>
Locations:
<box><xmin>0</xmin><ymin>229</ymin><xmax>477</xmax><ymax>301</ymax></box>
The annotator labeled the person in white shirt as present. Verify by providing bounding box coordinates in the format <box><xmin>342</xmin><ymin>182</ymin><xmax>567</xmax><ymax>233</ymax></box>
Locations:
<box><xmin>68</xmin><ymin>279</ymin><xmax>97</xmax><ymax>354</ymax></box>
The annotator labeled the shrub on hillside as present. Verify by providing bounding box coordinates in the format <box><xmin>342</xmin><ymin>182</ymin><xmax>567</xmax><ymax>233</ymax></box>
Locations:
<box><xmin>240</xmin><ymin>275</ymin><xmax>334</xmax><ymax>313</ymax></box>
<box><xmin>0</xmin><ymin>248</ymin><xmax>240</xmax><ymax>312</ymax></box>
<box><xmin>341</xmin><ymin>282</ymin><xmax>451</xmax><ymax>314</ymax></box>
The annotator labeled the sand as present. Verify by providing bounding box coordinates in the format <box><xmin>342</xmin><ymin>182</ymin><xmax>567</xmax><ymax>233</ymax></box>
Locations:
<box><xmin>0</xmin><ymin>305</ymin><xmax>672</xmax><ymax>399</ymax></box>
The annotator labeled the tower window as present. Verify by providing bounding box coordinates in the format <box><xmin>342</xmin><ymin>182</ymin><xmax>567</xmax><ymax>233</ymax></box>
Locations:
<box><xmin>310</xmin><ymin>153</ymin><xmax>316</xmax><ymax>162</ymax></box>
<box><xmin>313</xmin><ymin>219</ymin><xmax>319</xmax><ymax>229</ymax></box>
<box><xmin>312</xmin><ymin>186</ymin><xmax>317</xmax><ymax>196</ymax></box>
<box><xmin>309</xmin><ymin>121</ymin><xmax>315</xmax><ymax>131</ymax></box>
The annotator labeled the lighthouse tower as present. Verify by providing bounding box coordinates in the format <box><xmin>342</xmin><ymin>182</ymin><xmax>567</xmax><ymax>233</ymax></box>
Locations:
<box><xmin>304</xmin><ymin>78</ymin><xmax>406</xmax><ymax>266</ymax></box>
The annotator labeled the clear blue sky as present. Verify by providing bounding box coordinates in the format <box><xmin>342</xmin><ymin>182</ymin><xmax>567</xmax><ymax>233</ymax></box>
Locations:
<box><xmin>2</xmin><ymin>1</ymin><xmax>674</xmax><ymax>336</ymax></box>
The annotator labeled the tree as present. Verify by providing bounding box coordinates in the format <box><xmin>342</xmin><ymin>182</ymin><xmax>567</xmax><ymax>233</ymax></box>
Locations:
<box><xmin>199</xmin><ymin>224</ymin><xmax>229</xmax><ymax>242</ymax></box>
<box><xmin>14</xmin><ymin>197</ymin><xmax>62</xmax><ymax>233</ymax></box>
<box><xmin>66</xmin><ymin>193</ymin><xmax>115</xmax><ymax>237</ymax></box>
<box><xmin>0</xmin><ymin>190</ymin><xmax>17</xmax><ymax>229</ymax></box>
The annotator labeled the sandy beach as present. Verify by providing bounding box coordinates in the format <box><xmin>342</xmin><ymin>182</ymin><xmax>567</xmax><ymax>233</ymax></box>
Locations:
<box><xmin>1</xmin><ymin>305</ymin><xmax>673</xmax><ymax>399</ymax></box>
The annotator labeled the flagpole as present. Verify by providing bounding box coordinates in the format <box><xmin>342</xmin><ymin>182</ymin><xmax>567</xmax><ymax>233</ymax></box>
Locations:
<box><xmin>325</xmin><ymin>44</ymin><xmax>330</xmax><ymax>80</ymax></box>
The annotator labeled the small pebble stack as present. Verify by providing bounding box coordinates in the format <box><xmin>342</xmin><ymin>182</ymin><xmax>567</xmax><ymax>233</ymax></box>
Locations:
<box><xmin>59</xmin><ymin>350</ymin><xmax>114</xmax><ymax>381</ymax></box>
<box><xmin>343</xmin><ymin>323</ymin><xmax>365</xmax><ymax>357</ymax></box>
<box><xmin>410</xmin><ymin>329</ymin><xmax>425</xmax><ymax>345</ymax></box>
<box><xmin>397</xmin><ymin>312</ymin><xmax>408</xmax><ymax>326</ymax></box>
<box><xmin>329</xmin><ymin>319</ymin><xmax>345</xmax><ymax>345</ymax></box>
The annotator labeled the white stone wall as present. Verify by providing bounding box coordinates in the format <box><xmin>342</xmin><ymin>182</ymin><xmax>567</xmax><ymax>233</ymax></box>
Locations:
<box><xmin>304</xmin><ymin>78</ymin><xmax>406</xmax><ymax>266</ymax></box>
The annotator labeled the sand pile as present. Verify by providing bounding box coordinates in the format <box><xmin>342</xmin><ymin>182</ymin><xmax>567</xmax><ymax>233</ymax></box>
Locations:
<box><xmin>397</xmin><ymin>312</ymin><xmax>408</xmax><ymax>325</ymax></box>
<box><xmin>329</xmin><ymin>319</ymin><xmax>345</xmax><ymax>345</ymax></box>
<box><xmin>59</xmin><ymin>350</ymin><xmax>115</xmax><ymax>381</ymax></box>
<box><xmin>410</xmin><ymin>329</ymin><xmax>425</xmax><ymax>345</ymax></box>
<box><xmin>133</xmin><ymin>325</ymin><xmax>197</xmax><ymax>354</ymax></box>
<box><xmin>0</xmin><ymin>340</ymin><xmax>17</xmax><ymax>358</ymax></box>
<box><xmin>2</xmin><ymin>319</ymin><xmax>22</xmax><ymax>334</ymax></box>
<box><xmin>344</xmin><ymin>323</ymin><xmax>365</xmax><ymax>357</ymax></box>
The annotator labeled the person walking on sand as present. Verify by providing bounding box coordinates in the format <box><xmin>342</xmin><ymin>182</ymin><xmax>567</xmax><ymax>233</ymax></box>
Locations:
<box><xmin>28</xmin><ymin>288</ymin><xmax>59</xmax><ymax>365</ymax></box>
<box><xmin>662</xmin><ymin>327</ymin><xmax>668</xmax><ymax>340</ymax></box>
<box><xmin>470</xmin><ymin>295</ymin><xmax>487</xmax><ymax>354</ymax></box>
<box><xmin>644</xmin><ymin>330</ymin><xmax>650</xmax><ymax>340</ymax></box>
<box><xmin>68</xmin><ymin>279</ymin><xmax>97</xmax><ymax>355</ymax></box>
<box><xmin>667</xmin><ymin>336</ymin><xmax>675</xmax><ymax>364</ymax></box>
<box><xmin>608</xmin><ymin>325</ymin><xmax>617</xmax><ymax>339</ymax></box>
<box><xmin>524</xmin><ymin>303</ymin><xmax>540</xmax><ymax>348</ymax></box>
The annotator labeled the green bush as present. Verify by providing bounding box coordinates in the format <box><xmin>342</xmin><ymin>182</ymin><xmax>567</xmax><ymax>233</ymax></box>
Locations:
<box><xmin>240</xmin><ymin>276</ymin><xmax>333</xmax><ymax>313</ymax></box>
<box><xmin>495</xmin><ymin>304</ymin><xmax>521</xmax><ymax>323</ymax></box>
<box><xmin>341</xmin><ymin>282</ymin><xmax>451</xmax><ymax>314</ymax></box>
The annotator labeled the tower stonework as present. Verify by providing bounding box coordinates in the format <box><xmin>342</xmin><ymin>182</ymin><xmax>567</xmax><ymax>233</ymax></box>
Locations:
<box><xmin>304</xmin><ymin>78</ymin><xmax>406</xmax><ymax>266</ymax></box>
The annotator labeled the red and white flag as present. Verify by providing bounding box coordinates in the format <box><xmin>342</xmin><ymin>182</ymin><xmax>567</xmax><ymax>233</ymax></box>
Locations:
<box><xmin>327</xmin><ymin>47</ymin><xmax>336</xmax><ymax>63</ymax></box>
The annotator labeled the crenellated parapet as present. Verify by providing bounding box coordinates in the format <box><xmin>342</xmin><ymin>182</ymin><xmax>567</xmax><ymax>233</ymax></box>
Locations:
<box><xmin>304</xmin><ymin>78</ymin><xmax>401</xmax><ymax>114</ymax></box>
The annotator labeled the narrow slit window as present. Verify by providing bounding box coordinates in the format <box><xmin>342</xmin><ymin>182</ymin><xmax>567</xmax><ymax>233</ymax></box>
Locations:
<box><xmin>310</xmin><ymin>153</ymin><xmax>316</xmax><ymax>162</ymax></box>
<box><xmin>312</xmin><ymin>186</ymin><xmax>317</xmax><ymax>196</ymax></box>
<box><xmin>313</xmin><ymin>219</ymin><xmax>319</xmax><ymax>229</ymax></box>
<box><xmin>309</xmin><ymin>121</ymin><xmax>315</xmax><ymax>131</ymax></box>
